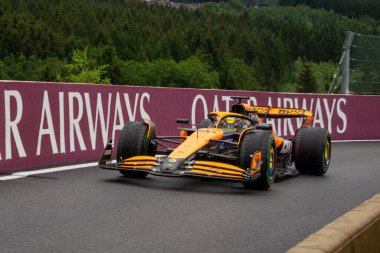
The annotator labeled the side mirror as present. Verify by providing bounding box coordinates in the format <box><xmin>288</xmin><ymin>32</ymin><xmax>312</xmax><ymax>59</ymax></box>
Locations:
<box><xmin>176</xmin><ymin>118</ymin><xmax>190</xmax><ymax>124</ymax></box>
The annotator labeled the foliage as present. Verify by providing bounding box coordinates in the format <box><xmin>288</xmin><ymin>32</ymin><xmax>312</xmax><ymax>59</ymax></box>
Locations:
<box><xmin>288</xmin><ymin>58</ymin><xmax>336</xmax><ymax>93</ymax></box>
<box><xmin>297</xmin><ymin>63</ymin><xmax>317</xmax><ymax>93</ymax></box>
<box><xmin>122</xmin><ymin>56</ymin><xmax>220</xmax><ymax>88</ymax></box>
<box><xmin>279</xmin><ymin>0</ymin><xmax>380</xmax><ymax>19</ymax></box>
<box><xmin>0</xmin><ymin>0</ymin><xmax>379</xmax><ymax>92</ymax></box>
<box><xmin>0</xmin><ymin>54</ymin><xmax>65</xmax><ymax>81</ymax></box>
<box><xmin>58</xmin><ymin>48</ymin><xmax>110</xmax><ymax>84</ymax></box>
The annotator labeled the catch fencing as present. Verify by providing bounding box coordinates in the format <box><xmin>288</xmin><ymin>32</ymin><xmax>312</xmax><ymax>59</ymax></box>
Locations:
<box><xmin>330</xmin><ymin>32</ymin><xmax>380</xmax><ymax>94</ymax></box>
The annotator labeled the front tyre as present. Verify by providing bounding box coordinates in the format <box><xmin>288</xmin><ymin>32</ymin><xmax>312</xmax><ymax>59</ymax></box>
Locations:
<box><xmin>117</xmin><ymin>121</ymin><xmax>152</xmax><ymax>178</ymax></box>
<box><xmin>240</xmin><ymin>131</ymin><xmax>276</xmax><ymax>190</ymax></box>
<box><xmin>294</xmin><ymin>127</ymin><xmax>331</xmax><ymax>175</ymax></box>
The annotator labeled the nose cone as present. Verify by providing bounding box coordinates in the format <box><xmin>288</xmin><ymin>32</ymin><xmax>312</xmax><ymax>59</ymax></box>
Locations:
<box><xmin>161</xmin><ymin>158</ymin><xmax>184</xmax><ymax>174</ymax></box>
<box><xmin>169</xmin><ymin>128</ymin><xmax>224</xmax><ymax>159</ymax></box>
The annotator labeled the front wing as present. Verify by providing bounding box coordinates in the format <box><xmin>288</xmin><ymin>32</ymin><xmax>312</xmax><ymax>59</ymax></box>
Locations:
<box><xmin>99</xmin><ymin>141</ymin><xmax>262</xmax><ymax>182</ymax></box>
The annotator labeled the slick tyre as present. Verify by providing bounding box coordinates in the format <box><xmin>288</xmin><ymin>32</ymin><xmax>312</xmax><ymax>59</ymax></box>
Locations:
<box><xmin>294</xmin><ymin>127</ymin><xmax>331</xmax><ymax>175</ymax></box>
<box><xmin>240</xmin><ymin>130</ymin><xmax>276</xmax><ymax>190</ymax></box>
<box><xmin>117</xmin><ymin>121</ymin><xmax>152</xmax><ymax>178</ymax></box>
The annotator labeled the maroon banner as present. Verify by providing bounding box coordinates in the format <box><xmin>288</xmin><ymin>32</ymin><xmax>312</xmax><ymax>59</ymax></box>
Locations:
<box><xmin>1</xmin><ymin>81</ymin><xmax>379</xmax><ymax>172</ymax></box>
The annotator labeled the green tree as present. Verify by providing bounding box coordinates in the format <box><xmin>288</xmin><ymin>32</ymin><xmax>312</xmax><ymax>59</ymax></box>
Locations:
<box><xmin>310</xmin><ymin>61</ymin><xmax>337</xmax><ymax>92</ymax></box>
<box><xmin>217</xmin><ymin>55</ymin><xmax>260</xmax><ymax>90</ymax></box>
<box><xmin>58</xmin><ymin>48</ymin><xmax>110</xmax><ymax>84</ymax></box>
<box><xmin>176</xmin><ymin>56</ymin><xmax>220</xmax><ymax>88</ymax></box>
<box><xmin>122</xmin><ymin>56</ymin><xmax>219</xmax><ymax>88</ymax></box>
<box><xmin>0</xmin><ymin>60</ymin><xmax>10</xmax><ymax>79</ymax></box>
<box><xmin>0</xmin><ymin>0</ymin><xmax>378</xmax><ymax>90</ymax></box>
<box><xmin>297</xmin><ymin>63</ymin><xmax>317</xmax><ymax>93</ymax></box>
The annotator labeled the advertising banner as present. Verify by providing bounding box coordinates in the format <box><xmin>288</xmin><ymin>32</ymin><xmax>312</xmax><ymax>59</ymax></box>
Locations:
<box><xmin>1</xmin><ymin>81</ymin><xmax>379</xmax><ymax>172</ymax></box>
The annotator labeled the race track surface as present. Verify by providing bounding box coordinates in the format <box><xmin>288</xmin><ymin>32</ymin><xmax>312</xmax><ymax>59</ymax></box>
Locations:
<box><xmin>1</xmin><ymin>142</ymin><xmax>380</xmax><ymax>253</ymax></box>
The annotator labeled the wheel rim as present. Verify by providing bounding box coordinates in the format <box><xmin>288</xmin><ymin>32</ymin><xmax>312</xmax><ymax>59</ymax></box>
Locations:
<box><xmin>268</xmin><ymin>146</ymin><xmax>275</xmax><ymax>179</ymax></box>
<box><xmin>323</xmin><ymin>140</ymin><xmax>331</xmax><ymax>167</ymax></box>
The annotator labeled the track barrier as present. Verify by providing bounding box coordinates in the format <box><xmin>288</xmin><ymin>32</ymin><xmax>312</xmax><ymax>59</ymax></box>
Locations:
<box><xmin>287</xmin><ymin>193</ymin><xmax>380</xmax><ymax>253</ymax></box>
<box><xmin>1</xmin><ymin>80</ymin><xmax>379</xmax><ymax>172</ymax></box>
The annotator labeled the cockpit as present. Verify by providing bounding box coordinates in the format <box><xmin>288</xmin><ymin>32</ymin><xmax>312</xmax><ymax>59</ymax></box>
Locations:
<box><xmin>205</xmin><ymin>113</ymin><xmax>255</xmax><ymax>134</ymax></box>
<box><xmin>218</xmin><ymin>116</ymin><xmax>252</xmax><ymax>133</ymax></box>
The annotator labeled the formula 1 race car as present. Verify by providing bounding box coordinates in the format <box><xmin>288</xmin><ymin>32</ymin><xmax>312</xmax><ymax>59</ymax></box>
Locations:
<box><xmin>99</xmin><ymin>96</ymin><xmax>331</xmax><ymax>189</ymax></box>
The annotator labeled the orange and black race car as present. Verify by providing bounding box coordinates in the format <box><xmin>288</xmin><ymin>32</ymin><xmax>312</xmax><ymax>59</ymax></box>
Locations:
<box><xmin>99</xmin><ymin>96</ymin><xmax>331</xmax><ymax>189</ymax></box>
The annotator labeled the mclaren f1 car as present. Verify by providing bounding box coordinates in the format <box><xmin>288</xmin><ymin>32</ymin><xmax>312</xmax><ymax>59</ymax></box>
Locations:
<box><xmin>99</xmin><ymin>96</ymin><xmax>331</xmax><ymax>189</ymax></box>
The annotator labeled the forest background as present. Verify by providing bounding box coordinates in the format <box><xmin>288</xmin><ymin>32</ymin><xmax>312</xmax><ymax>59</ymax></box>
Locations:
<box><xmin>0</xmin><ymin>0</ymin><xmax>379</xmax><ymax>93</ymax></box>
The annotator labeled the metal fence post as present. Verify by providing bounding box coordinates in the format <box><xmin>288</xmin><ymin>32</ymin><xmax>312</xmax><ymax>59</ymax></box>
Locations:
<box><xmin>341</xmin><ymin>31</ymin><xmax>356</xmax><ymax>94</ymax></box>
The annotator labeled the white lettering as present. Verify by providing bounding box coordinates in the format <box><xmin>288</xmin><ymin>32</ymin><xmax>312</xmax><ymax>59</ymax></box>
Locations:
<box><xmin>85</xmin><ymin>93</ymin><xmax>111</xmax><ymax>150</ymax></box>
<box><xmin>59</xmin><ymin>92</ymin><xmax>65</xmax><ymax>153</ymax></box>
<box><xmin>213</xmin><ymin>95</ymin><xmax>219</xmax><ymax>112</ymax></box>
<box><xmin>283</xmin><ymin>98</ymin><xmax>295</xmax><ymax>136</ymax></box>
<box><xmin>323</xmin><ymin>99</ymin><xmax>336</xmax><ymax>133</ymax></box>
<box><xmin>36</xmin><ymin>91</ymin><xmax>58</xmax><ymax>155</ymax></box>
<box><xmin>266</xmin><ymin>97</ymin><xmax>276</xmax><ymax>132</ymax></box>
<box><xmin>295</xmin><ymin>98</ymin><xmax>314</xmax><ymax>128</ymax></box>
<box><xmin>294</xmin><ymin>98</ymin><xmax>301</xmax><ymax>128</ymax></box>
<box><xmin>309</xmin><ymin>98</ymin><xmax>315</xmax><ymax>115</ymax></box>
<box><xmin>112</xmin><ymin>93</ymin><xmax>125</xmax><ymax>143</ymax></box>
<box><xmin>267</xmin><ymin>97</ymin><xmax>273</xmax><ymax>107</ymax></box>
<box><xmin>222</xmin><ymin>96</ymin><xmax>233</xmax><ymax>112</ymax></box>
<box><xmin>276</xmin><ymin>98</ymin><xmax>282</xmax><ymax>136</ymax></box>
<box><xmin>69</xmin><ymin>92</ymin><xmax>86</xmax><ymax>152</ymax></box>
<box><xmin>191</xmin><ymin>95</ymin><xmax>208</xmax><ymax>125</ymax></box>
<box><xmin>247</xmin><ymin>97</ymin><xmax>257</xmax><ymax>106</ymax></box>
<box><xmin>5</xmin><ymin>90</ymin><xmax>26</xmax><ymax>159</ymax></box>
<box><xmin>140</xmin><ymin>92</ymin><xmax>151</xmax><ymax>120</ymax></box>
<box><xmin>313</xmin><ymin>98</ymin><xmax>324</xmax><ymax>128</ymax></box>
<box><xmin>337</xmin><ymin>98</ymin><xmax>347</xmax><ymax>133</ymax></box>
<box><xmin>124</xmin><ymin>93</ymin><xmax>139</xmax><ymax>121</ymax></box>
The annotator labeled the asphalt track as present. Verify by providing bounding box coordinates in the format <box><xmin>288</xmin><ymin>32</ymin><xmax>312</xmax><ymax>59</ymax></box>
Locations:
<box><xmin>1</xmin><ymin>142</ymin><xmax>379</xmax><ymax>253</ymax></box>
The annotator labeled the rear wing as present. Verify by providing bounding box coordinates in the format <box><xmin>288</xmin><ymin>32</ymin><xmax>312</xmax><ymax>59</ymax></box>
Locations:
<box><xmin>229</xmin><ymin>97</ymin><xmax>314</xmax><ymax>128</ymax></box>
<box><xmin>242</xmin><ymin>104</ymin><xmax>314</xmax><ymax>127</ymax></box>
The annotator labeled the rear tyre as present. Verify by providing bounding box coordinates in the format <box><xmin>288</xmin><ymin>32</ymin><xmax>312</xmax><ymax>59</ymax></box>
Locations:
<box><xmin>294</xmin><ymin>127</ymin><xmax>331</xmax><ymax>175</ymax></box>
<box><xmin>240</xmin><ymin>131</ymin><xmax>276</xmax><ymax>190</ymax></box>
<box><xmin>117</xmin><ymin>121</ymin><xmax>152</xmax><ymax>178</ymax></box>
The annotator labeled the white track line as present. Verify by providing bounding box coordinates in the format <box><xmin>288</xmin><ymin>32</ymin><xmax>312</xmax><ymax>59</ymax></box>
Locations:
<box><xmin>0</xmin><ymin>162</ymin><xmax>98</xmax><ymax>181</ymax></box>
<box><xmin>0</xmin><ymin>175</ymin><xmax>25</xmax><ymax>180</ymax></box>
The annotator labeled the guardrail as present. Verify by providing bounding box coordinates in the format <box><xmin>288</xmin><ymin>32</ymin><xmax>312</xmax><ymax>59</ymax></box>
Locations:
<box><xmin>1</xmin><ymin>80</ymin><xmax>380</xmax><ymax>172</ymax></box>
